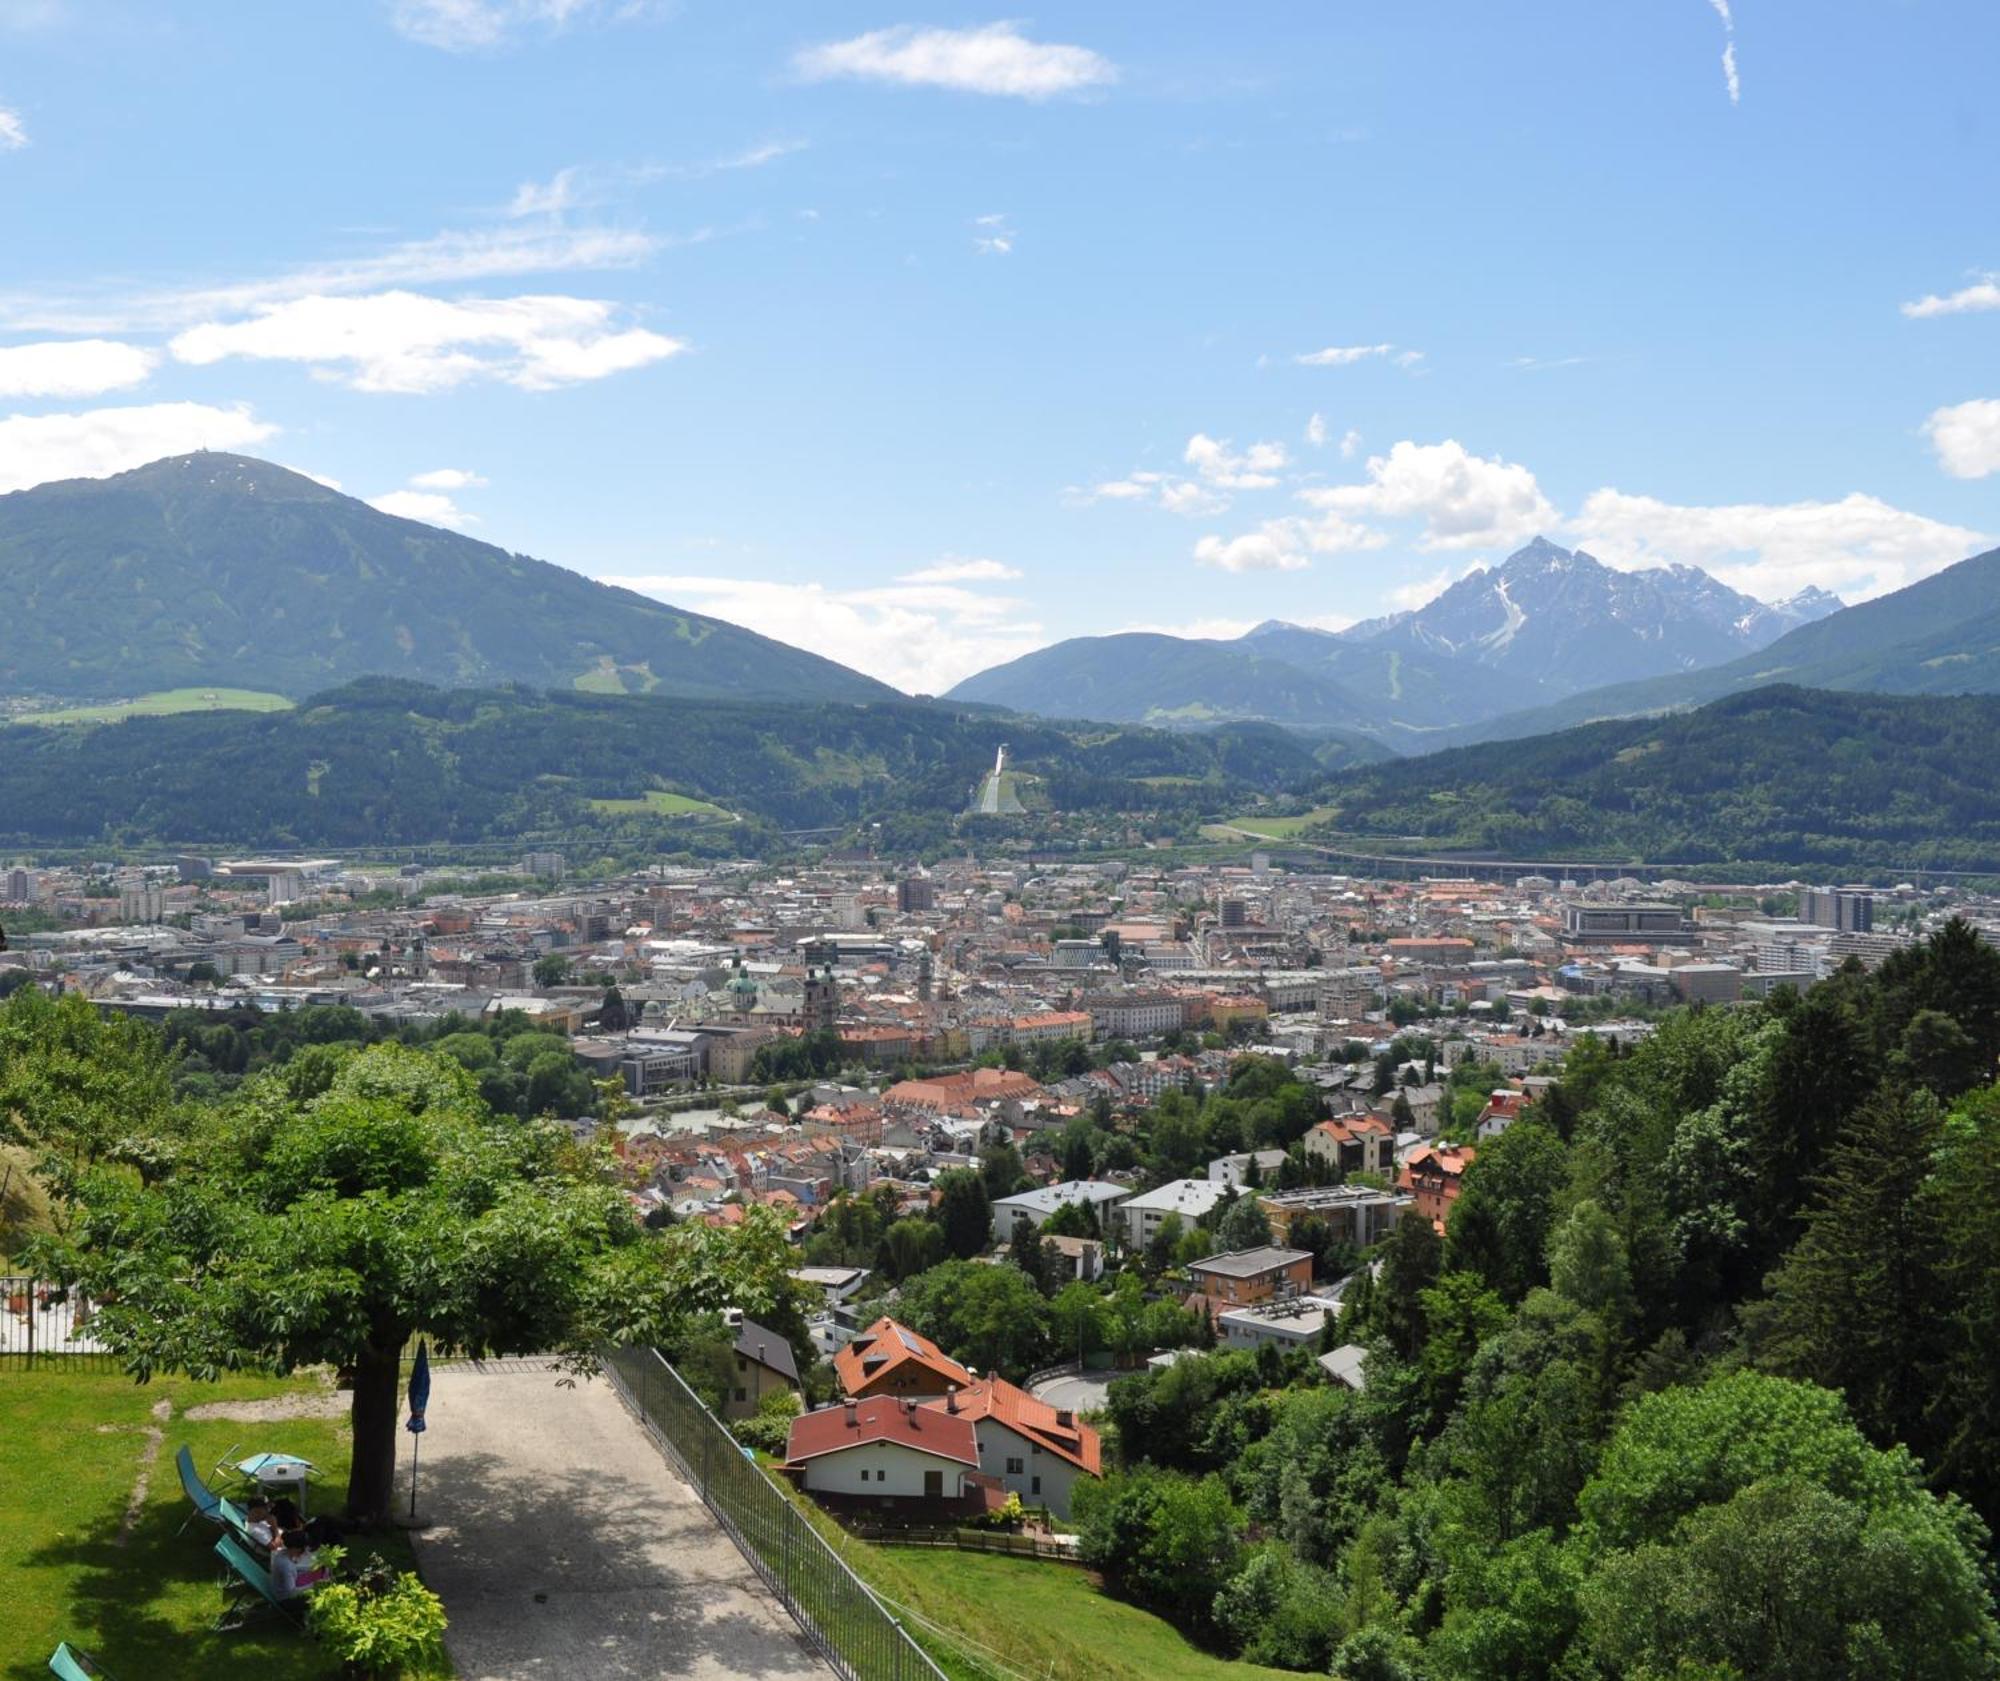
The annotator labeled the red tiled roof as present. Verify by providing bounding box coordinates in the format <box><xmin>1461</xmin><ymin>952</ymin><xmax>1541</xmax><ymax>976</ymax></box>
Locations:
<box><xmin>833</xmin><ymin>1316</ymin><xmax>974</xmax><ymax>1398</ymax></box>
<box><xmin>786</xmin><ymin>1396</ymin><xmax>981</xmax><ymax>1468</ymax></box>
<box><xmin>922</xmin><ymin>1376</ymin><xmax>1102</xmax><ymax>1475</ymax></box>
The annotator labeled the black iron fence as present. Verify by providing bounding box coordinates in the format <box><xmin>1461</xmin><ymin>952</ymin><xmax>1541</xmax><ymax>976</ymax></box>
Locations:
<box><xmin>601</xmin><ymin>1344</ymin><xmax>947</xmax><ymax>1681</ymax></box>
<box><xmin>0</xmin><ymin>1278</ymin><xmax>114</xmax><ymax>1368</ymax></box>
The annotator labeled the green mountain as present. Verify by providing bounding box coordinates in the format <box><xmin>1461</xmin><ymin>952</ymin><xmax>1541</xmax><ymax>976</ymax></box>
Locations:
<box><xmin>941</xmin><ymin>629</ymin><xmax>1489</xmax><ymax>747</ymax></box>
<box><xmin>1307</xmin><ymin>685</ymin><xmax>2000</xmax><ymax>872</ymax></box>
<box><xmin>0</xmin><ymin>453</ymin><xmax>893</xmax><ymax>705</ymax></box>
<box><xmin>944</xmin><ymin>631</ymin><xmax>1384</xmax><ymax>732</ymax></box>
<box><xmin>0</xmin><ymin>679</ymin><xmax>1329</xmax><ymax>848</ymax></box>
<box><xmin>1447</xmin><ymin>544</ymin><xmax>2000</xmax><ymax>745</ymax></box>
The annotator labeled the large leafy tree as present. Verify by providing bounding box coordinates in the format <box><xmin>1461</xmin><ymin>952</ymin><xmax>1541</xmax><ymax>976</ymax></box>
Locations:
<box><xmin>36</xmin><ymin>1043</ymin><xmax>675</xmax><ymax>1523</ymax></box>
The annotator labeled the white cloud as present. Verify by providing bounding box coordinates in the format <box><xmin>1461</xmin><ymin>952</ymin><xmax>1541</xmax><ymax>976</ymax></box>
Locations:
<box><xmin>795</xmin><ymin>22</ymin><xmax>1116</xmax><ymax>100</ymax></box>
<box><xmin>1121</xmin><ymin>615</ymin><xmax>1263</xmax><ymax>641</ymax></box>
<box><xmin>1924</xmin><ymin>399</ymin><xmax>2000</xmax><ymax>479</ymax></box>
<box><xmin>1072</xmin><ymin>470</ymin><xmax>1228</xmax><ymax>517</ymax></box>
<box><xmin>0</xmin><ymin>222</ymin><xmax>673</xmax><ymax>336</ymax></box>
<box><xmin>1185</xmin><ymin>432</ymin><xmax>1288</xmax><ymax>489</ymax></box>
<box><xmin>1305</xmin><ymin>438</ymin><xmax>1558</xmax><ymax>550</ymax></box>
<box><xmin>388</xmin><ymin>0</ymin><xmax>632</xmax><ymax>51</ymax></box>
<box><xmin>900</xmin><ymin>556</ymin><xmax>1022</xmax><ymax>583</ymax></box>
<box><xmin>971</xmin><ymin>213</ymin><xmax>1015</xmax><ymax>256</ymax></box>
<box><xmin>1193</xmin><ymin>531</ymin><xmax>1310</xmax><ymax>573</ymax></box>
<box><xmin>1192</xmin><ymin>510</ymin><xmax>1382</xmax><ymax>574</ymax></box>
<box><xmin>1573</xmin><ymin>487</ymin><xmax>1991</xmax><ymax>603</ymax></box>
<box><xmin>1902</xmin><ymin>275</ymin><xmax>2000</xmax><ymax>319</ymax></box>
<box><xmin>409</xmin><ymin>466</ymin><xmax>488</xmax><ymax>490</ymax></box>
<box><xmin>369</xmin><ymin>488</ymin><xmax>478</xmax><ymax>527</ymax></box>
<box><xmin>508</xmin><ymin>167</ymin><xmax>583</xmax><ymax>217</ymax></box>
<box><xmin>169</xmin><ymin>290</ymin><xmax>684</xmax><ymax>394</ymax></box>
<box><xmin>599</xmin><ymin>571</ymin><xmax>1044</xmax><ymax>694</ymax></box>
<box><xmin>0</xmin><ymin>105</ymin><xmax>24</xmax><ymax>150</ymax></box>
<box><xmin>0</xmin><ymin>338</ymin><xmax>156</xmax><ymax>397</ymax></box>
<box><xmin>1707</xmin><ymin>0</ymin><xmax>1739</xmax><ymax>105</ymax></box>
<box><xmin>1295</xmin><ymin>343</ymin><xmax>1394</xmax><ymax>367</ymax></box>
<box><xmin>1305</xmin><ymin>412</ymin><xmax>1328</xmax><ymax>447</ymax></box>
<box><xmin>0</xmin><ymin>401</ymin><xmax>278</xmax><ymax>494</ymax></box>
<box><xmin>1339</xmin><ymin>428</ymin><xmax>1362</xmax><ymax>458</ymax></box>
<box><xmin>1387</xmin><ymin>567</ymin><xmax>1459</xmax><ymax>612</ymax></box>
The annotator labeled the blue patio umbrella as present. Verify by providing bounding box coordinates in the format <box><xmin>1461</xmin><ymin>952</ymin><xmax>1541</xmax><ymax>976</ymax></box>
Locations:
<box><xmin>406</xmin><ymin>1339</ymin><xmax>431</xmax><ymax>1522</ymax></box>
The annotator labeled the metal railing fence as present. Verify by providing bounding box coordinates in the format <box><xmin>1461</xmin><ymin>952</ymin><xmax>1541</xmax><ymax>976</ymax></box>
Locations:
<box><xmin>601</xmin><ymin>1344</ymin><xmax>948</xmax><ymax>1681</ymax></box>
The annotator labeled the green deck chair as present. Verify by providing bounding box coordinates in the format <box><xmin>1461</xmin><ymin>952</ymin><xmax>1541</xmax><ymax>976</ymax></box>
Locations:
<box><xmin>213</xmin><ymin>1534</ymin><xmax>307</xmax><ymax>1632</ymax></box>
<box><xmin>48</xmin><ymin>1645</ymin><xmax>113</xmax><ymax>1680</ymax></box>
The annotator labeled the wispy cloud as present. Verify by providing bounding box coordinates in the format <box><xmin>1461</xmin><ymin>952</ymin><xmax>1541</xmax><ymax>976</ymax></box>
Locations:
<box><xmin>1295</xmin><ymin>343</ymin><xmax>1395</xmax><ymax>367</ymax></box>
<box><xmin>0</xmin><ymin>221</ymin><xmax>678</xmax><ymax>335</ymax></box>
<box><xmin>1305</xmin><ymin>412</ymin><xmax>1328</xmax><ymax>447</ymax></box>
<box><xmin>1708</xmin><ymin>0</ymin><xmax>1740</xmax><ymax>105</ymax></box>
<box><xmin>1902</xmin><ymin>274</ymin><xmax>2000</xmax><ymax>319</ymax></box>
<box><xmin>0</xmin><ymin>104</ymin><xmax>25</xmax><ymax>150</ymax></box>
<box><xmin>169</xmin><ymin>291</ymin><xmax>684</xmax><ymax>394</ymax></box>
<box><xmin>900</xmin><ymin>556</ymin><xmax>1022</xmax><ymax>583</ymax></box>
<box><xmin>1509</xmin><ymin>353</ymin><xmax>1591</xmax><ymax>372</ymax></box>
<box><xmin>388</xmin><ymin>0</ymin><xmax>657</xmax><ymax>53</ymax></box>
<box><xmin>794</xmin><ymin>22</ymin><xmax>1116</xmax><ymax>101</ymax></box>
<box><xmin>971</xmin><ymin>212</ymin><xmax>1015</xmax><ymax>256</ymax></box>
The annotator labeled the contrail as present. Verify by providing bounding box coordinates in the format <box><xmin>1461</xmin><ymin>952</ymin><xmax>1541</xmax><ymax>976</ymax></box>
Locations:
<box><xmin>1708</xmin><ymin>0</ymin><xmax>1740</xmax><ymax>106</ymax></box>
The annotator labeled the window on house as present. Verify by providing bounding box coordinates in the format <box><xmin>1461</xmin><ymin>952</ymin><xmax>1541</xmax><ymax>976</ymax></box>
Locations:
<box><xmin>733</xmin><ymin>1387</ymin><xmax>747</xmax><ymax>1402</ymax></box>
<box><xmin>1006</xmin><ymin>1456</ymin><xmax>1024</xmax><ymax>1474</ymax></box>
<box><xmin>1031</xmin><ymin>1443</ymin><xmax>1041</xmax><ymax>1455</ymax></box>
<box><xmin>1031</xmin><ymin>1476</ymin><xmax>1041</xmax><ymax>1495</ymax></box>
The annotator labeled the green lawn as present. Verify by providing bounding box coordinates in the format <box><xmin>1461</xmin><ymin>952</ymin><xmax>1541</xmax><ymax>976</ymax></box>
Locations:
<box><xmin>585</xmin><ymin>789</ymin><xmax>734</xmax><ymax>820</ymax></box>
<box><xmin>765</xmin><ymin>1474</ymin><xmax>1286</xmax><ymax>1681</ymax></box>
<box><xmin>1210</xmin><ymin>806</ymin><xmax>1341</xmax><ymax>840</ymax></box>
<box><xmin>14</xmin><ymin>689</ymin><xmax>295</xmax><ymax>727</ymax></box>
<box><xmin>0</xmin><ymin>1368</ymin><xmax>449</xmax><ymax>1681</ymax></box>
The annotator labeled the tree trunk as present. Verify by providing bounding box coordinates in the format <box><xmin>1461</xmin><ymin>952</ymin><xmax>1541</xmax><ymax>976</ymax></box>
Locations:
<box><xmin>346</xmin><ymin>1336</ymin><xmax>402</xmax><ymax>1526</ymax></box>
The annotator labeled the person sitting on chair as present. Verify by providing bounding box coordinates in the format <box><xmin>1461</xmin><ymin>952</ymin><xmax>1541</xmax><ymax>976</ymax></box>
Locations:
<box><xmin>242</xmin><ymin>1497</ymin><xmax>278</xmax><ymax>1549</ymax></box>
<box><xmin>269</xmin><ymin>1530</ymin><xmax>327</xmax><ymax>1599</ymax></box>
<box><xmin>273</xmin><ymin>1496</ymin><xmax>343</xmax><ymax>1549</ymax></box>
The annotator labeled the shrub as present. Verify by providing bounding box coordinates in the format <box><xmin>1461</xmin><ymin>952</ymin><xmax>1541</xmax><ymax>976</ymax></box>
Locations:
<box><xmin>306</xmin><ymin>1554</ymin><xmax>449</xmax><ymax>1677</ymax></box>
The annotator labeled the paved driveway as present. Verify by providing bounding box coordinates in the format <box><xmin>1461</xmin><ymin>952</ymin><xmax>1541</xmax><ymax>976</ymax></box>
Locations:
<box><xmin>409</xmin><ymin>1361</ymin><xmax>832</xmax><ymax>1680</ymax></box>
<box><xmin>1028</xmin><ymin>1369</ymin><xmax>1122</xmax><ymax>1414</ymax></box>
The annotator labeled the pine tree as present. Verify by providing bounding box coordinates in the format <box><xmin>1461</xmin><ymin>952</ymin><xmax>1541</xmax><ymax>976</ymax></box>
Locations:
<box><xmin>1760</xmin><ymin>1088</ymin><xmax>1948</xmax><ymax>1456</ymax></box>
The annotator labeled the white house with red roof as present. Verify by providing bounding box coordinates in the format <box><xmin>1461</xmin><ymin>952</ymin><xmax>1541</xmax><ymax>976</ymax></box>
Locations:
<box><xmin>922</xmin><ymin>1374</ymin><xmax>1102</xmax><ymax>1517</ymax></box>
<box><xmin>784</xmin><ymin>1395</ymin><xmax>986</xmax><ymax>1504</ymax></box>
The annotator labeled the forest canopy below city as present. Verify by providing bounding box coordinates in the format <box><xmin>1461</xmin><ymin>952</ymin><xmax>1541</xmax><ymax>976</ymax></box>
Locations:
<box><xmin>1063</xmin><ymin>921</ymin><xmax>2000</xmax><ymax>1677</ymax></box>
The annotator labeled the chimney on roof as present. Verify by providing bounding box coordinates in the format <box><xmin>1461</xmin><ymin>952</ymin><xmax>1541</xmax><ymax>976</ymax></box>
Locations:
<box><xmin>1056</xmin><ymin>1410</ymin><xmax>1074</xmax><ymax>1428</ymax></box>
<box><xmin>844</xmin><ymin>1401</ymin><xmax>858</xmax><ymax>1428</ymax></box>
<box><xmin>946</xmin><ymin>1385</ymin><xmax>959</xmax><ymax>1414</ymax></box>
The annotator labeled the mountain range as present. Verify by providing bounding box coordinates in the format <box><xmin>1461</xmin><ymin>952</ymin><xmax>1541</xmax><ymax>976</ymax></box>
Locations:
<box><xmin>0</xmin><ymin>454</ymin><xmax>890</xmax><ymax>706</ymax></box>
<box><xmin>944</xmin><ymin>538</ymin><xmax>1845</xmax><ymax>743</ymax></box>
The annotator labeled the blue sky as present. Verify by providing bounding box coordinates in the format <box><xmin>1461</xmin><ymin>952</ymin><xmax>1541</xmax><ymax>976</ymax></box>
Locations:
<box><xmin>2</xmin><ymin>0</ymin><xmax>1997</xmax><ymax>691</ymax></box>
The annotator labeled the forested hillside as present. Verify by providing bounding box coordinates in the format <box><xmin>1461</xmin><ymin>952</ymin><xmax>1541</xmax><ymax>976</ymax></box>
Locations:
<box><xmin>0</xmin><ymin>678</ymin><xmax>1335</xmax><ymax>849</ymax></box>
<box><xmin>1306</xmin><ymin>685</ymin><xmax>2000</xmax><ymax>871</ymax></box>
<box><xmin>1069</xmin><ymin>922</ymin><xmax>2000</xmax><ymax>1677</ymax></box>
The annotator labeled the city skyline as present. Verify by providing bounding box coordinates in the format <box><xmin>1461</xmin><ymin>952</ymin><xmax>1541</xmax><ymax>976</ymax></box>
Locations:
<box><xmin>2</xmin><ymin>1</ymin><xmax>1997</xmax><ymax>690</ymax></box>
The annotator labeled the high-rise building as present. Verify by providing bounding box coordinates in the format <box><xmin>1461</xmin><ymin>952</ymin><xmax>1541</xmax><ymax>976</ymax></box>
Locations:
<box><xmin>896</xmin><ymin>875</ymin><xmax>936</xmax><ymax>914</ymax></box>
<box><xmin>1798</xmin><ymin>886</ymin><xmax>1873</xmax><ymax>934</ymax></box>
<box><xmin>1218</xmin><ymin>896</ymin><xmax>1248</xmax><ymax>929</ymax></box>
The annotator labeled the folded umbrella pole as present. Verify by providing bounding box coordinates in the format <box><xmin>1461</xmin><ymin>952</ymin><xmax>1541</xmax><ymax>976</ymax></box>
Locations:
<box><xmin>406</xmin><ymin>1339</ymin><xmax>431</xmax><ymax>1523</ymax></box>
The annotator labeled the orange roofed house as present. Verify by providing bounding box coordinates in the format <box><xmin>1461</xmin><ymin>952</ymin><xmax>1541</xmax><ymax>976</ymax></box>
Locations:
<box><xmin>1399</xmin><ymin>1143</ymin><xmax>1476</xmax><ymax>1232</ymax></box>
<box><xmin>834</xmin><ymin>1316</ymin><xmax>974</xmax><ymax>1399</ymax></box>
<box><xmin>923</xmin><ymin>1374</ymin><xmax>1102</xmax><ymax>1517</ymax></box>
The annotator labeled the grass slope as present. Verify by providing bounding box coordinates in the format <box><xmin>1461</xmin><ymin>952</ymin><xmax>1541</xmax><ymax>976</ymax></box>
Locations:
<box><xmin>0</xmin><ymin>1368</ymin><xmax>447</xmax><ymax>1679</ymax></box>
<box><xmin>15</xmin><ymin>688</ymin><xmax>295</xmax><ymax>726</ymax></box>
<box><xmin>584</xmin><ymin>790</ymin><xmax>733</xmax><ymax>820</ymax></box>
